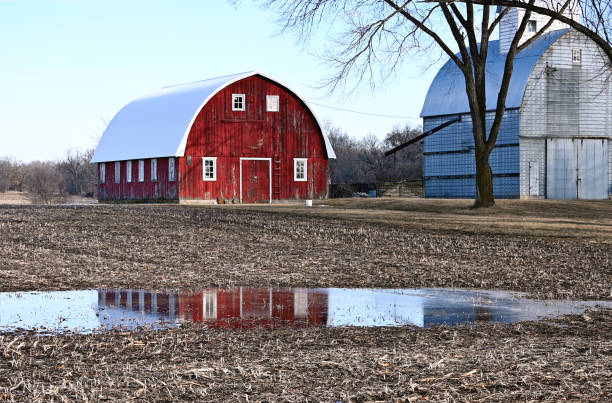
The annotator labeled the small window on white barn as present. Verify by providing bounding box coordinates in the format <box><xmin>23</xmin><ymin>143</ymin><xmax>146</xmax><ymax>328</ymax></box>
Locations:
<box><xmin>99</xmin><ymin>163</ymin><xmax>105</xmax><ymax>184</ymax></box>
<box><xmin>151</xmin><ymin>158</ymin><xmax>157</xmax><ymax>181</ymax></box>
<box><xmin>266</xmin><ymin>95</ymin><xmax>279</xmax><ymax>112</ymax></box>
<box><xmin>203</xmin><ymin>157</ymin><xmax>217</xmax><ymax>181</ymax></box>
<box><xmin>126</xmin><ymin>160</ymin><xmax>132</xmax><ymax>183</ymax></box>
<box><xmin>232</xmin><ymin>94</ymin><xmax>245</xmax><ymax>111</ymax></box>
<box><xmin>572</xmin><ymin>48</ymin><xmax>582</xmax><ymax>64</ymax></box>
<box><xmin>138</xmin><ymin>160</ymin><xmax>145</xmax><ymax>182</ymax></box>
<box><xmin>114</xmin><ymin>161</ymin><xmax>121</xmax><ymax>183</ymax></box>
<box><xmin>528</xmin><ymin>20</ymin><xmax>537</xmax><ymax>33</ymax></box>
<box><xmin>168</xmin><ymin>157</ymin><xmax>175</xmax><ymax>182</ymax></box>
<box><xmin>294</xmin><ymin>158</ymin><xmax>307</xmax><ymax>181</ymax></box>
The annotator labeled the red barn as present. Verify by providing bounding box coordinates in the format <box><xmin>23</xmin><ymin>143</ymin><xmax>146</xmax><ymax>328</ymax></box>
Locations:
<box><xmin>91</xmin><ymin>71</ymin><xmax>336</xmax><ymax>203</ymax></box>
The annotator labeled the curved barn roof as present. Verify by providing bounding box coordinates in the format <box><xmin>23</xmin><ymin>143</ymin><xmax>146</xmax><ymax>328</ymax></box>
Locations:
<box><xmin>420</xmin><ymin>29</ymin><xmax>570</xmax><ymax>118</ymax></box>
<box><xmin>91</xmin><ymin>71</ymin><xmax>336</xmax><ymax>163</ymax></box>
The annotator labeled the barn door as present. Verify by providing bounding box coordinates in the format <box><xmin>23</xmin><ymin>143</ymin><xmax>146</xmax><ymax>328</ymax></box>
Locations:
<box><xmin>546</xmin><ymin>138</ymin><xmax>577</xmax><ymax>199</ymax></box>
<box><xmin>577</xmin><ymin>139</ymin><xmax>608</xmax><ymax>200</ymax></box>
<box><xmin>547</xmin><ymin>138</ymin><xmax>608</xmax><ymax>199</ymax></box>
<box><xmin>240</xmin><ymin>159</ymin><xmax>271</xmax><ymax>203</ymax></box>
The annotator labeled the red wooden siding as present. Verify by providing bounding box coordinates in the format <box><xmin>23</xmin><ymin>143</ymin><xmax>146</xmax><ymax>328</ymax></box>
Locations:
<box><xmin>178</xmin><ymin>75</ymin><xmax>329</xmax><ymax>202</ymax></box>
<box><xmin>98</xmin><ymin>158</ymin><xmax>178</xmax><ymax>201</ymax></box>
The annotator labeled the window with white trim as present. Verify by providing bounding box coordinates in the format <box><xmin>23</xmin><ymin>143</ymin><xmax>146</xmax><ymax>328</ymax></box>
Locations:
<box><xmin>232</xmin><ymin>94</ymin><xmax>245</xmax><ymax>111</ymax></box>
<box><xmin>266</xmin><ymin>95</ymin><xmax>279</xmax><ymax>112</ymax></box>
<box><xmin>114</xmin><ymin>161</ymin><xmax>121</xmax><ymax>183</ymax></box>
<box><xmin>138</xmin><ymin>160</ymin><xmax>145</xmax><ymax>182</ymax></box>
<box><xmin>99</xmin><ymin>162</ymin><xmax>105</xmax><ymax>184</ymax></box>
<box><xmin>151</xmin><ymin>158</ymin><xmax>157</xmax><ymax>181</ymax></box>
<box><xmin>126</xmin><ymin>160</ymin><xmax>132</xmax><ymax>183</ymax></box>
<box><xmin>572</xmin><ymin>48</ymin><xmax>582</xmax><ymax>64</ymax></box>
<box><xmin>294</xmin><ymin>158</ymin><xmax>307</xmax><ymax>181</ymax></box>
<box><xmin>203</xmin><ymin>157</ymin><xmax>217</xmax><ymax>181</ymax></box>
<box><xmin>168</xmin><ymin>157</ymin><xmax>175</xmax><ymax>181</ymax></box>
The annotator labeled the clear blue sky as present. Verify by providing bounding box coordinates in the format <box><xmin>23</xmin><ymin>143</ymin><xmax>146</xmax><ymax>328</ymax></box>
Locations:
<box><xmin>0</xmin><ymin>0</ymin><xmax>448</xmax><ymax>162</ymax></box>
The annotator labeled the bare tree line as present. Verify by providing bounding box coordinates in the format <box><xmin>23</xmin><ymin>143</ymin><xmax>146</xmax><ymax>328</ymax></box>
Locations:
<box><xmin>326</xmin><ymin>122</ymin><xmax>423</xmax><ymax>184</ymax></box>
<box><xmin>0</xmin><ymin>149</ymin><xmax>97</xmax><ymax>204</ymax></box>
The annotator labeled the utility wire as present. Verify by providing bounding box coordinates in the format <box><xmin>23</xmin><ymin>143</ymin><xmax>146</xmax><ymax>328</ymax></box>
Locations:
<box><xmin>305</xmin><ymin>100</ymin><xmax>421</xmax><ymax>119</ymax></box>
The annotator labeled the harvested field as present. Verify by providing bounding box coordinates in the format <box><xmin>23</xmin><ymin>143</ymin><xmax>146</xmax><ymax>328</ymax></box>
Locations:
<box><xmin>0</xmin><ymin>202</ymin><xmax>610</xmax><ymax>299</ymax></box>
<box><xmin>1</xmin><ymin>311</ymin><xmax>611</xmax><ymax>401</ymax></box>
<box><xmin>0</xmin><ymin>200</ymin><xmax>611</xmax><ymax>401</ymax></box>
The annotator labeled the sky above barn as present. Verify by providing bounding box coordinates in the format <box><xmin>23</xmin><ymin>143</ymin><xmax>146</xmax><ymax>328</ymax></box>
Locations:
<box><xmin>0</xmin><ymin>0</ymin><xmax>456</xmax><ymax>162</ymax></box>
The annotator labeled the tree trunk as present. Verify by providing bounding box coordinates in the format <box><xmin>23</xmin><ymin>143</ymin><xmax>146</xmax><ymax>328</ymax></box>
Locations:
<box><xmin>474</xmin><ymin>153</ymin><xmax>495</xmax><ymax>208</ymax></box>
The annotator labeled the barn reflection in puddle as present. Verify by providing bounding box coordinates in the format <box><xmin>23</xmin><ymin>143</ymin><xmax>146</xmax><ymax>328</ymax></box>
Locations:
<box><xmin>98</xmin><ymin>288</ymin><xmax>328</xmax><ymax>329</ymax></box>
<box><xmin>2</xmin><ymin>288</ymin><xmax>610</xmax><ymax>334</ymax></box>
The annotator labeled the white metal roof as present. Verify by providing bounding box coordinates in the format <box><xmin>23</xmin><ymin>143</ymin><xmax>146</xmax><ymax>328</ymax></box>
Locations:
<box><xmin>420</xmin><ymin>29</ymin><xmax>570</xmax><ymax>117</ymax></box>
<box><xmin>91</xmin><ymin>71</ymin><xmax>336</xmax><ymax>163</ymax></box>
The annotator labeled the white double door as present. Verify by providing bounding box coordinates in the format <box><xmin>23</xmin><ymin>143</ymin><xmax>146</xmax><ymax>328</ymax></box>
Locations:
<box><xmin>546</xmin><ymin>138</ymin><xmax>608</xmax><ymax>199</ymax></box>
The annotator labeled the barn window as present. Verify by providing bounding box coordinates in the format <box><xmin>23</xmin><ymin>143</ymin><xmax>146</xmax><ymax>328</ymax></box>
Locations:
<box><xmin>138</xmin><ymin>160</ymin><xmax>145</xmax><ymax>182</ymax></box>
<box><xmin>294</xmin><ymin>158</ymin><xmax>307</xmax><ymax>181</ymax></box>
<box><xmin>266</xmin><ymin>95</ymin><xmax>279</xmax><ymax>112</ymax></box>
<box><xmin>114</xmin><ymin>161</ymin><xmax>121</xmax><ymax>183</ymax></box>
<box><xmin>126</xmin><ymin>160</ymin><xmax>132</xmax><ymax>183</ymax></box>
<box><xmin>203</xmin><ymin>157</ymin><xmax>217</xmax><ymax>181</ymax></box>
<box><xmin>572</xmin><ymin>48</ymin><xmax>582</xmax><ymax>64</ymax></box>
<box><xmin>99</xmin><ymin>163</ymin><xmax>105</xmax><ymax>184</ymax></box>
<box><xmin>151</xmin><ymin>158</ymin><xmax>158</xmax><ymax>181</ymax></box>
<box><xmin>232</xmin><ymin>94</ymin><xmax>245</xmax><ymax>111</ymax></box>
<box><xmin>528</xmin><ymin>20</ymin><xmax>537</xmax><ymax>33</ymax></box>
<box><xmin>168</xmin><ymin>157</ymin><xmax>175</xmax><ymax>181</ymax></box>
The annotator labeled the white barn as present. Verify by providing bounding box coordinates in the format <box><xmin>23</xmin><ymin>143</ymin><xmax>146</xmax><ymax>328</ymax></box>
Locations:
<box><xmin>420</xmin><ymin>3</ymin><xmax>611</xmax><ymax>199</ymax></box>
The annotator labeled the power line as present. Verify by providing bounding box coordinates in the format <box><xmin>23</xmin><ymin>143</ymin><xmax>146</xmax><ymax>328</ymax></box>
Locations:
<box><xmin>305</xmin><ymin>100</ymin><xmax>421</xmax><ymax>119</ymax></box>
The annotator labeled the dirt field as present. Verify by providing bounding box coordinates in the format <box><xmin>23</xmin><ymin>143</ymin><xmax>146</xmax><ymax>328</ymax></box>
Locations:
<box><xmin>0</xmin><ymin>200</ymin><xmax>611</xmax><ymax>401</ymax></box>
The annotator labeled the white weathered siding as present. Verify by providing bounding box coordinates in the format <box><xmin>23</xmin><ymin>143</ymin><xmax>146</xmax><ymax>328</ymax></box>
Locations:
<box><xmin>499</xmin><ymin>1</ymin><xmax>579</xmax><ymax>54</ymax></box>
<box><xmin>519</xmin><ymin>30</ymin><xmax>612</xmax><ymax>198</ymax></box>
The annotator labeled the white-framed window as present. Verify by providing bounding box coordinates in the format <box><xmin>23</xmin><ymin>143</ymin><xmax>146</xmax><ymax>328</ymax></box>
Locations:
<box><xmin>203</xmin><ymin>157</ymin><xmax>217</xmax><ymax>181</ymax></box>
<box><xmin>572</xmin><ymin>48</ymin><xmax>582</xmax><ymax>64</ymax></box>
<box><xmin>232</xmin><ymin>94</ymin><xmax>245</xmax><ymax>111</ymax></box>
<box><xmin>294</xmin><ymin>158</ymin><xmax>307</xmax><ymax>181</ymax></box>
<box><xmin>138</xmin><ymin>159</ymin><xmax>145</xmax><ymax>182</ymax></box>
<box><xmin>168</xmin><ymin>157</ymin><xmax>175</xmax><ymax>182</ymax></box>
<box><xmin>114</xmin><ymin>161</ymin><xmax>121</xmax><ymax>183</ymax></box>
<box><xmin>266</xmin><ymin>95</ymin><xmax>279</xmax><ymax>112</ymax></box>
<box><xmin>151</xmin><ymin>158</ymin><xmax>157</xmax><ymax>181</ymax></box>
<box><xmin>126</xmin><ymin>160</ymin><xmax>132</xmax><ymax>183</ymax></box>
<box><xmin>99</xmin><ymin>162</ymin><xmax>105</xmax><ymax>184</ymax></box>
<box><xmin>528</xmin><ymin>20</ymin><xmax>537</xmax><ymax>33</ymax></box>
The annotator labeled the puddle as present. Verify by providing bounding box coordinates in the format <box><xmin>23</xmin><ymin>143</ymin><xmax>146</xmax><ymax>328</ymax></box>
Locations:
<box><xmin>0</xmin><ymin>288</ymin><xmax>610</xmax><ymax>335</ymax></box>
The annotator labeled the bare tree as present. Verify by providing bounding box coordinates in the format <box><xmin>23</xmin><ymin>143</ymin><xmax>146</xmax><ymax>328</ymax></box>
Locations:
<box><xmin>254</xmin><ymin>0</ymin><xmax>611</xmax><ymax>206</ymax></box>
<box><xmin>326</xmin><ymin>122</ymin><xmax>423</xmax><ymax>183</ymax></box>
<box><xmin>24</xmin><ymin>162</ymin><xmax>64</xmax><ymax>205</ymax></box>
<box><xmin>380</xmin><ymin>124</ymin><xmax>423</xmax><ymax>179</ymax></box>
<box><xmin>0</xmin><ymin>157</ymin><xmax>26</xmax><ymax>192</ymax></box>
<box><xmin>58</xmin><ymin>148</ymin><xmax>97</xmax><ymax>196</ymax></box>
<box><xmin>0</xmin><ymin>158</ymin><xmax>10</xmax><ymax>192</ymax></box>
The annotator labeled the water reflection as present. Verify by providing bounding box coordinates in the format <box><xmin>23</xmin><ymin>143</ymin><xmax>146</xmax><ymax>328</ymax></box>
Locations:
<box><xmin>98</xmin><ymin>288</ymin><xmax>328</xmax><ymax>329</ymax></box>
<box><xmin>0</xmin><ymin>287</ymin><xmax>610</xmax><ymax>334</ymax></box>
